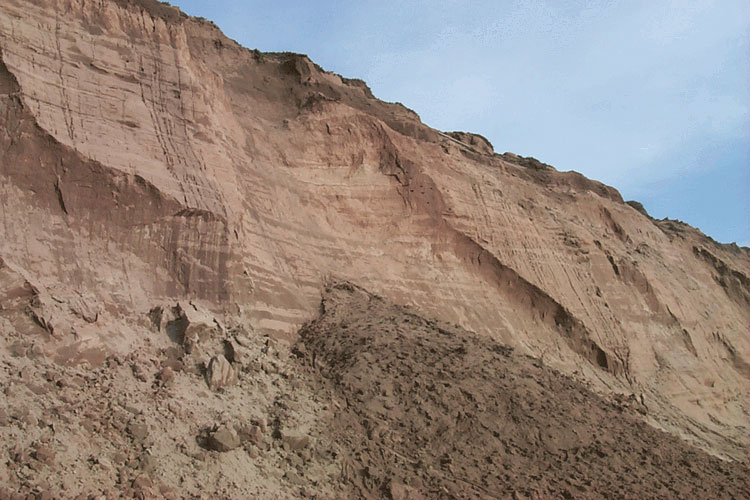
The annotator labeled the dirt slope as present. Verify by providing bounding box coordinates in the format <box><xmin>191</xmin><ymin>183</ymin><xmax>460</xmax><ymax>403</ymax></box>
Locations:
<box><xmin>2</xmin><ymin>280</ymin><xmax>748</xmax><ymax>499</ymax></box>
<box><xmin>297</xmin><ymin>283</ymin><xmax>750</xmax><ymax>499</ymax></box>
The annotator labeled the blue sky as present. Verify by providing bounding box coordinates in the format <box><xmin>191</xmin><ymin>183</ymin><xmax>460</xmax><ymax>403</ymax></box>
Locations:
<box><xmin>170</xmin><ymin>0</ymin><xmax>749</xmax><ymax>246</ymax></box>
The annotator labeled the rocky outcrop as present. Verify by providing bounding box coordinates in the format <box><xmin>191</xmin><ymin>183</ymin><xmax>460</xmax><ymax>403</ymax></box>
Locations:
<box><xmin>0</xmin><ymin>0</ymin><xmax>748</xmax><ymax>473</ymax></box>
<box><xmin>445</xmin><ymin>130</ymin><xmax>495</xmax><ymax>155</ymax></box>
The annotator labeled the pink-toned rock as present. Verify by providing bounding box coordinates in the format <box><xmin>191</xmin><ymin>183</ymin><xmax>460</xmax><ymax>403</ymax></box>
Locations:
<box><xmin>31</xmin><ymin>445</ymin><xmax>55</xmax><ymax>467</ymax></box>
<box><xmin>206</xmin><ymin>425</ymin><xmax>240</xmax><ymax>452</ymax></box>
<box><xmin>206</xmin><ymin>355</ymin><xmax>236</xmax><ymax>391</ymax></box>
<box><xmin>157</xmin><ymin>366</ymin><xmax>174</xmax><ymax>384</ymax></box>
<box><xmin>0</xmin><ymin>0</ymin><xmax>747</xmax><ymax>469</ymax></box>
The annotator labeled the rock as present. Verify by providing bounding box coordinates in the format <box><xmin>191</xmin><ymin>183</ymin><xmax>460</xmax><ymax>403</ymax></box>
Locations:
<box><xmin>32</xmin><ymin>446</ymin><xmax>55</xmax><ymax>467</ymax></box>
<box><xmin>27</xmin><ymin>344</ymin><xmax>45</xmax><ymax>359</ymax></box>
<box><xmin>282</xmin><ymin>433</ymin><xmax>311</xmax><ymax>451</ymax></box>
<box><xmin>157</xmin><ymin>366</ymin><xmax>174</xmax><ymax>384</ymax></box>
<box><xmin>127</xmin><ymin>422</ymin><xmax>149</xmax><ymax>442</ymax></box>
<box><xmin>113</xmin><ymin>452</ymin><xmax>128</xmax><ymax>467</ymax></box>
<box><xmin>256</xmin><ymin>417</ymin><xmax>268</xmax><ymax>434</ymax></box>
<box><xmin>69</xmin><ymin>295</ymin><xmax>99</xmax><ymax>323</ymax></box>
<box><xmin>9</xmin><ymin>342</ymin><xmax>26</xmax><ymax>358</ymax></box>
<box><xmin>22</xmin><ymin>413</ymin><xmax>38</xmax><ymax>428</ymax></box>
<box><xmin>207</xmin><ymin>425</ymin><xmax>240</xmax><ymax>452</ymax></box>
<box><xmin>131</xmin><ymin>363</ymin><xmax>149</xmax><ymax>383</ymax></box>
<box><xmin>96</xmin><ymin>457</ymin><xmax>113</xmax><ymax>472</ymax></box>
<box><xmin>177</xmin><ymin>302</ymin><xmax>222</xmax><ymax>354</ymax></box>
<box><xmin>446</xmin><ymin>131</ymin><xmax>494</xmax><ymax>155</ymax></box>
<box><xmin>148</xmin><ymin>305</ymin><xmax>172</xmax><ymax>332</ymax></box>
<box><xmin>139</xmin><ymin>454</ymin><xmax>157</xmax><ymax>473</ymax></box>
<box><xmin>237</xmin><ymin>424</ymin><xmax>263</xmax><ymax>445</ymax></box>
<box><xmin>223</xmin><ymin>338</ymin><xmax>249</xmax><ymax>365</ymax></box>
<box><xmin>388</xmin><ymin>480</ymin><xmax>418</xmax><ymax>500</ymax></box>
<box><xmin>160</xmin><ymin>358</ymin><xmax>184</xmax><ymax>373</ymax></box>
<box><xmin>206</xmin><ymin>355</ymin><xmax>236</xmax><ymax>391</ymax></box>
<box><xmin>151</xmin><ymin>303</ymin><xmax>222</xmax><ymax>354</ymax></box>
<box><xmin>158</xmin><ymin>484</ymin><xmax>178</xmax><ymax>500</ymax></box>
<box><xmin>131</xmin><ymin>475</ymin><xmax>153</xmax><ymax>490</ymax></box>
<box><xmin>233</xmin><ymin>328</ymin><xmax>256</xmax><ymax>349</ymax></box>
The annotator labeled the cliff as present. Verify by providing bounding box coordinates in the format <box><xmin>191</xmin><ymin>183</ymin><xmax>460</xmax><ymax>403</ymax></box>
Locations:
<box><xmin>0</xmin><ymin>0</ymin><xmax>748</xmax><ymax>496</ymax></box>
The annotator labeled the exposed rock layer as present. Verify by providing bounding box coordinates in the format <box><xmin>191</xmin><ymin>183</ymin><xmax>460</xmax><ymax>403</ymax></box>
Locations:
<box><xmin>0</xmin><ymin>0</ymin><xmax>748</xmax><ymax>472</ymax></box>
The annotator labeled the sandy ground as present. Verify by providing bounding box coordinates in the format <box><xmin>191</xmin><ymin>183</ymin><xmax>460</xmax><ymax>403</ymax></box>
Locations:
<box><xmin>1</xmin><ymin>281</ymin><xmax>748</xmax><ymax>499</ymax></box>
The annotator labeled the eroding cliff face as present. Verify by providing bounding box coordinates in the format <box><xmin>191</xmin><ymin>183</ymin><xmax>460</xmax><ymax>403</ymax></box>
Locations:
<box><xmin>0</xmin><ymin>0</ymin><xmax>748</xmax><ymax>466</ymax></box>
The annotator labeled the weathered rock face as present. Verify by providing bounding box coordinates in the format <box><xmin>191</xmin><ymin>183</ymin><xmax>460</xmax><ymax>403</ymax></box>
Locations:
<box><xmin>0</xmin><ymin>0</ymin><xmax>748</xmax><ymax>465</ymax></box>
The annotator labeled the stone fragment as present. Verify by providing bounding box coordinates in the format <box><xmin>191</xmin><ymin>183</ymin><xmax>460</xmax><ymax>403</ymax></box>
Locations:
<box><xmin>127</xmin><ymin>422</ymin><xmax>149</xmax><ymax>441</ymax></box>
<box><xmin>32</xmin><ymin>445</ymin><xmax>55</xmax><ymax>467</ymax></box>
<box><xmin>237</xmin><ymin>424</ymin><xmax>263</xmax><ymax>445</ymax></box>
<box><xmin>160</xmin><ymin>358</ymin><xmax>183</xmax><ymax>372</ymax></box>
<box><xmin>131</xmin><ymin>363</ymin><xmax>149</xmax><ymax>383</ymax></box>
<box><xmin>69</xmin><ymin>295</ymin><xmax>99</xmax><ymax>323</ymax></box>
<box><xmin>131</xmin><ymin>475</ymin><xmax>153</xmax><ymax>490</ymax></box>
<box><xmin>27</xmin><ymin>344</ymin><xmax>45</xmax><ymax>359</ymax></box>
<box><xmin>282</xmin><ymin>432</ymin><xmax>311</xmax><ymax>451</ymax></box>
<box><xmin>9</xmin><ymin>342</ymin><xmax>26</xmax><ymax>358</ymax></box>
<box><xmin>157</xmin><ymin>366</ymin><xmax>174</xmax><ymax>384</ymax></box>
<box><xmin>206</xmin><ymin>355</ymin><xmax>236</xmax><ymax>391</ymax></box>
<box><xmin>177</xmin><ymin>302</ymin><xmax>222</xmax><ymax>354</ymax></box>
<box><xmin>139</xmin><ymin>453</ymin><xmax>157</xmax><ymax>473</ymax></box>
<box><xmin>207</xmin><ymin>425</ymin><xmax>240</xmax><ymax>452</ymax></box>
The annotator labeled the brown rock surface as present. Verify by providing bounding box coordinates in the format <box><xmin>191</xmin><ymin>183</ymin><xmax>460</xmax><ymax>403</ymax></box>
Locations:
<box><xmin>297</xmin><ymin>283</ymin><xmax>750</xmax><ymax>499</ymax></box>
<box><xmin>0</xmin><ymin>0</ymin><xmax>748</xmax><ymax>497</ymax></box>
<box><xmin>205</xmin><ymin>354</ymin><xmax>236</xmax><ymax>391</ymax></box>
<box><xmin>205</xmin><ymin>424</ymin><xmax>240</xmax><ymax>452</ymax></box>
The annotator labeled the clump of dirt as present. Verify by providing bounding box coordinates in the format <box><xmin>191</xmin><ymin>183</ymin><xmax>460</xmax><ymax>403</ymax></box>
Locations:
<box><xmin>296</xmin><ymin>282</ymin><xmax>750</xmax><ymax>500</ymax></box>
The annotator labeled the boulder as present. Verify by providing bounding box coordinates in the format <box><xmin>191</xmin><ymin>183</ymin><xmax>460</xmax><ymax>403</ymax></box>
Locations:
<box><xmin>207</xmin><ymin>425</ymin><xmax>240</xmax><ymax>452</ymax></box>
<box><xmin>150</xmin><ymin>302</ymin><xmax>223</xmax><ymax>354</ymax></box>
<box><xmin>206</xmin><ymin>355</ymin><xmax>236</xmax><ymax>391</ymax></box>
<box><xmin>282</xmin><ymin>432</ymin><xmax>311</xmax><ymax>451</ymax></box>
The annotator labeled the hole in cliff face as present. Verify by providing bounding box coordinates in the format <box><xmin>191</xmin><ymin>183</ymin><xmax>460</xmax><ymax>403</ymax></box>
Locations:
<box><xmin>166</xmin><ymin>315</ymin><xmax>187</xmax><ymax>345</ymax></box>
<box><xmin>595</xmin><ymin>347</ymin><xmax>609</xmax><ymax>370</ymax></box>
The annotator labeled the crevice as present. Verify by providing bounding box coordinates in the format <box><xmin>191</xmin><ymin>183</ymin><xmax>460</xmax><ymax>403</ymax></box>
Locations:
<box><xmin>606</xmin><ymin>254</ymin><xmax>620</xmax><ymax>277</ymax></box>
<box><xmin>682</xmin><ymin>329</ymin><xmax>698</xmax><ymax>357</ymax></box>
<box><xmin>54</xmin><ymin>175</ymin><xmax>68</xmax><ymax>215</ymax></box>
<box><xmin>53</xmin><ymin>6</ymin><xmax>76</xmax><ymax>143</ymax></box>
